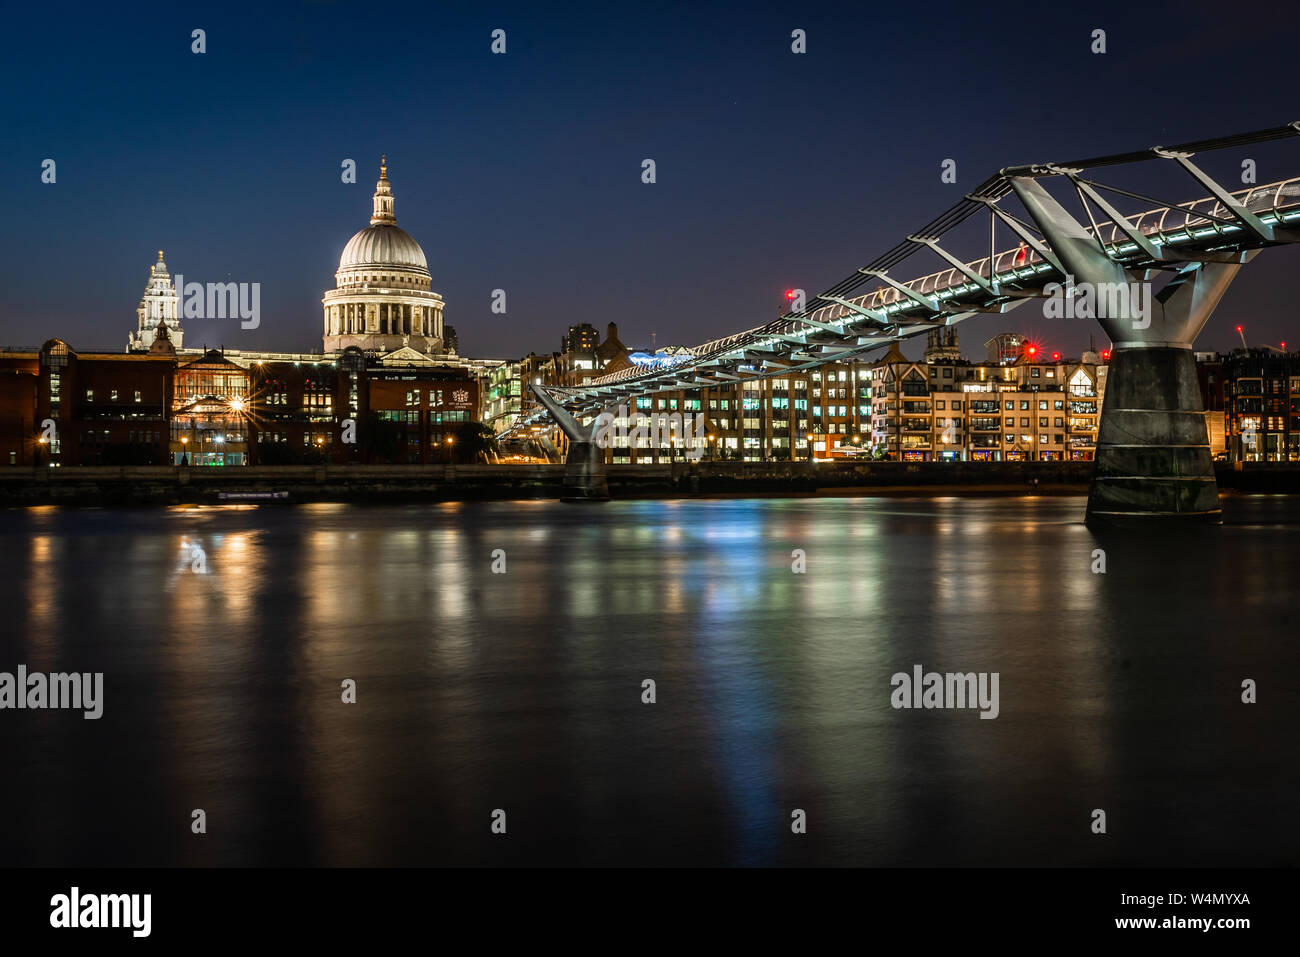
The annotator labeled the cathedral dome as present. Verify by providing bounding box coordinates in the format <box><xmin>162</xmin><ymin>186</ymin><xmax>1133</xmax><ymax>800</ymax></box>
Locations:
<box><xmin>322</xmin><ymin>156</ymin><xmax>446</xmax><ymax>356</ymax></box>
<box><xmin>338</xmin><ymin>224</ymin><xmax>429</xmax><ymax>276</ymax></box>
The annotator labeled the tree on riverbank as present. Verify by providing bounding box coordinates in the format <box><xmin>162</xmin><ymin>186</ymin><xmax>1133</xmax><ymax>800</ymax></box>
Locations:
<box><xmin>453</xmin><ymin>422</ymin><xmax>499</xmax><ymax>463</ymax></box>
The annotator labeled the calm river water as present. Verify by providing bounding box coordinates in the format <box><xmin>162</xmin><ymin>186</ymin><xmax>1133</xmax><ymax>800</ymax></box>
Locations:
<box><xmin>0</xmin><ymin>494</ymin><xmax>1295</xmax><ymax>866</ymax></box>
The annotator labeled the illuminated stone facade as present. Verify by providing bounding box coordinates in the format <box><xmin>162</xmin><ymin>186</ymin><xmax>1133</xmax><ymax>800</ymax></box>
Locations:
<box><xmin>322</xmin><ymin>158</ymin><xmax>447</xmax><ymax>356</ymax></box>
<box><xmin>128</xmin><ymin>251</ymin><xmax>183</xmax><ymax>352</ymax></box>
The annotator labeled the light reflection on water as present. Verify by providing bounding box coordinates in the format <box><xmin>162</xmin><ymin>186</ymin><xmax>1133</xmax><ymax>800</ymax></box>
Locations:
<box><xmin>0</xmin><ymin>495</ymin><xmax>1296</xmax><ymax>866</ymax></box>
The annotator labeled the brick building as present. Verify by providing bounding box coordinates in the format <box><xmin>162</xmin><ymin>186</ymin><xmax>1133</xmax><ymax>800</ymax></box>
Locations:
<box><xmin>0</xmin><ymin>339</ymin><xmax>485</xmax><ymax>467</ymax></box>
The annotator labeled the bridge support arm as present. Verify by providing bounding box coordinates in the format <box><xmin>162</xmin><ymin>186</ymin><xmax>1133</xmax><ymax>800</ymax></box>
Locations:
<box><xmin>529</xmin><ymin>384</ymin><xmax>610</xmax><ymax>502</ymax></box>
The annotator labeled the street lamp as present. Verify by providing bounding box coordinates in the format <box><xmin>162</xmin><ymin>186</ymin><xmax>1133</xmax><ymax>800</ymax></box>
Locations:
<box><xmin>180</xmin><ymin>435</ymin><xmax>189</xmax><ymax>466</ymax></box>
<box><xmin>805</xmin><ymin>432</ymin><xmax>814</xmax><ymax>463</ymax></box>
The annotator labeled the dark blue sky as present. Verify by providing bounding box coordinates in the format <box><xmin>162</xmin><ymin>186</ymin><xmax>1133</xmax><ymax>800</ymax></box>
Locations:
<box><xmin>3</xmin><ymin>0</ymin><xmax>1297</xmax><ymax>359</ymax></box>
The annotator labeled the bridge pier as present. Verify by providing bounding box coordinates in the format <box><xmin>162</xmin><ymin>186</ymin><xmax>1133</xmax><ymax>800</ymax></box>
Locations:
<box><xmin>529</xmin><ymin>385</ymin><xmax>610</xmax><ymax>502</ymax></box>
<box><xmin>1088</xmin><ymin>346</ymin><xmax>1218</xmax><ymax>523</ymax></box>
<box><xmin>560</xmin><ymin>441</ymin><xmax>610</xmax><ymax>502</ymax></box>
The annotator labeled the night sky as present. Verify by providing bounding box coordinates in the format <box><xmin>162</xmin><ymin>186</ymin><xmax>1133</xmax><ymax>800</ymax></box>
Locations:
<box><xmin>3</xmin><ymin>0</ymin><xmax>1297</xmax><ymax>360</ymax></box>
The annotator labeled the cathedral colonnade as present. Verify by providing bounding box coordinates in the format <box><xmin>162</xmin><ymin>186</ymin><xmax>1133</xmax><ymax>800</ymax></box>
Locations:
<box><xmin>323</xmin><ymin>300</ymin><xmax>443</xmax><ymax>338</ymax></box>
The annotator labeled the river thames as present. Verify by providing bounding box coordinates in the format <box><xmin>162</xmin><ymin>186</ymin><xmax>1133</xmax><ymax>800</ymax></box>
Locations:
<box><xmin>0</xmin><ymin>495</ymin><xmax>1295</xmax><ymax>866</ymax></box>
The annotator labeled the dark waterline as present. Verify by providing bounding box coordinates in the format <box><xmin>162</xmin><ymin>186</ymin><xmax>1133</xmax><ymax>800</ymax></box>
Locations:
<box><xmin>0</xmin><ymin>494</ymin><xmax>1296</xmax><ymax>867</ymax></box>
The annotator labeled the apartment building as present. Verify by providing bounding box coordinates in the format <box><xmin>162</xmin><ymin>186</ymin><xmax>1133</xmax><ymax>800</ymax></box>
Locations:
<box><xmin>1221</xmin><ymin>348</ymin><xmax>1300</xmax><ymax>461</ymax></box>
<box><xmin>560</xmin><ymin>329</ymin><xmax>1108</xmax><ymax>464</ymax></box>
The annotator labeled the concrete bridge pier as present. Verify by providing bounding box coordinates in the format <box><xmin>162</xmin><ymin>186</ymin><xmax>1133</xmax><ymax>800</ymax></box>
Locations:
<box><xmin>1010</xmin><ymin>176</ymin><xmax>1256</xmax><ymax>525</ymax></box>
<box><xmin>530</xmin><ymin>385</ymin><xmax>610</xmax><ymax>502</ymax></box>
<box><xmin>1090</xmin><ymin>345</ymin><xmax>1220</xmax><ymax>522</ymax></box>
<box><xmin>561</xmin><ymin>441</ymin><xmax>610</xmax><ymax>501</ymax></box>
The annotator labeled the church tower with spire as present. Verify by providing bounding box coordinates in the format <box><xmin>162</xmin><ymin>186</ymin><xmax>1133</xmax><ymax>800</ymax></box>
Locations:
<box><xmin>128</xmin><ymin>250</ymin><xmax>183</xmax><ymax>352</ymax></box>
<box><xmin>924</xmin><ymin>326</ymin><xmax>960</xmax><ymax>363</ymax></box>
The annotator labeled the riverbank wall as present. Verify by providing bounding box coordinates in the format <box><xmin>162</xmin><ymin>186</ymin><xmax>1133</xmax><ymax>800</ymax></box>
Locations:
<box><xmin>0</xmin><ymin>461</ymin><xmax>1291</xmax><ymax>506</ymax></box>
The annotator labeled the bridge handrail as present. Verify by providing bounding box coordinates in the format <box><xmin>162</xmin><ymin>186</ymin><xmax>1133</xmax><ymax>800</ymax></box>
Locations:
<box><xmin>801</xmin><ymin>176</ymin><xmax>1300</xmax><ymax>326</ymax></box>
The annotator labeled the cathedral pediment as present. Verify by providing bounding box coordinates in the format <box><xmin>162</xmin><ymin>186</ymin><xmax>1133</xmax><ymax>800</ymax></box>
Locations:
<box><xmin>379</xmin><ymin>345</ymin><xmax>434</xmax><ymax>365</ymax></box>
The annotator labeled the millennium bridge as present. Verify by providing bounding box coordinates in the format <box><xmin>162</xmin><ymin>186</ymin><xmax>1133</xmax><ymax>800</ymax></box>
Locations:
<box><xmin>506</xmin><ymin>123</ymin><xmax>1300</xmax><ymax>524</ymax></box>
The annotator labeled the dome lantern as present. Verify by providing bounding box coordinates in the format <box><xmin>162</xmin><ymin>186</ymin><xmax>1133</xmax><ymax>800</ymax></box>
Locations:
<box><xmin>371</xmin><ymin>156</ymin><xmax>396</xmax><ymax>225</ymax></box>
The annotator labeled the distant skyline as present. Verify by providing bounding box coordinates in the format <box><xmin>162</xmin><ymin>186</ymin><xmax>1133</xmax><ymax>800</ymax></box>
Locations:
<box><xmin>3</xmin><ymin>0</ymin><xmax>1299</xmax><ymax>360</ymax></box>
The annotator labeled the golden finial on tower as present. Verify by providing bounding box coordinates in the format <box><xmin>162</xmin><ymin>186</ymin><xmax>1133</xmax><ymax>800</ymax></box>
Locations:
<box><xmin>380</xmin><ymin>155</ymin><xmax>388</xmax><ymax>178</ymax></box>
<box><xmin>158</xmin><ymin>249</ymin><xmax>164</xmax><ymax>260</ymax></box>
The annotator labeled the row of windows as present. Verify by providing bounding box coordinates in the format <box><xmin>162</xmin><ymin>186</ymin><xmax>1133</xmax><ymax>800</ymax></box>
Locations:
<box><xmin>1233</xmin><ymin>378</ymin><xmax>1300</xmax><ymax>395</ymax></box>
<box><xmin>72</xmin><ymin>429</ymin><xmax>165</xmax><ymax>443</ymax></box>
<box><xmin>84</xmin><ymin>389</ymin><xmax>144</xmax><ymax>403</ymax></box>
<box><xmin>376</xmin><ymin>410</ymin><xmax>471</xmax><ymax>424</ymax></box>
<box><xmin>882</xmin><ymin>434</ymin><xmax>1077</xmax><ymax>446</ymax></box>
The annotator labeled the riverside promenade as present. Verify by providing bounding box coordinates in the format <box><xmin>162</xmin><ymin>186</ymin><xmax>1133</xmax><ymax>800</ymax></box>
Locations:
<box><xmin>12</xmin><ymin>460</ymin><xmax>1294</xmax><ymax>506</ymax></box>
